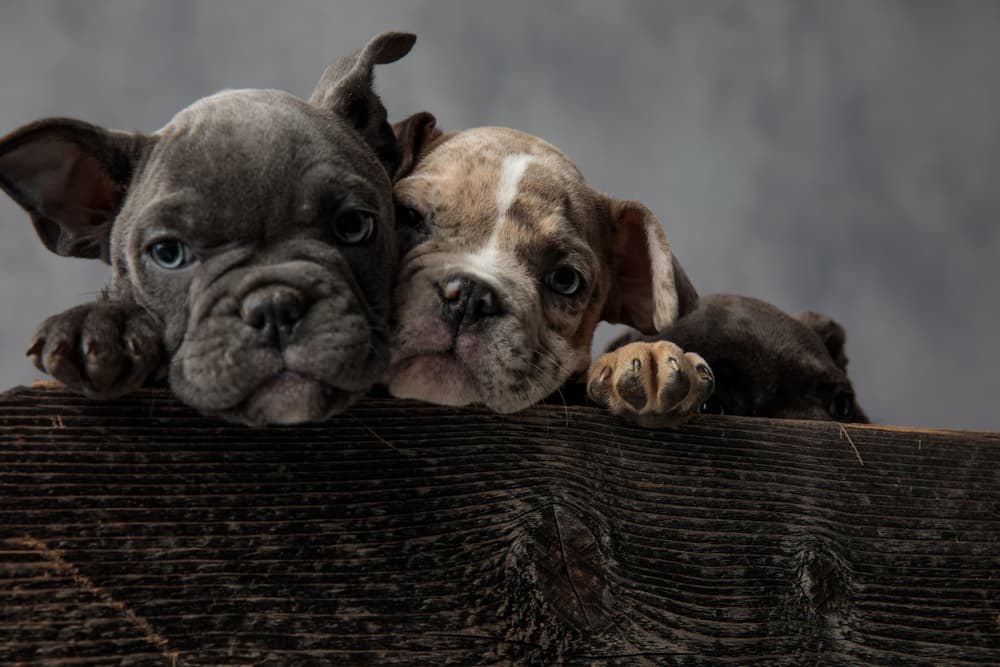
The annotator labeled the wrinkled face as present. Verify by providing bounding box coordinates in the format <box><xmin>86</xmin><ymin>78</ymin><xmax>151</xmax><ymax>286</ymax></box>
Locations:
<box><xmin>111</xmin><ymin>91</ymin><xmax>396</xmax><ymax>425</ymax></box>
<box><xmin>388</xmin><ymin>128</ymin><xmax>611</xmax><ymax>412</ymax></box>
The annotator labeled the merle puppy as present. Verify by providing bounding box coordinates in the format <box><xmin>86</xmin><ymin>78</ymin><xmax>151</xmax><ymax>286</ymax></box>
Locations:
<box><xmin>386</xmin><ymin>112</ymin><xmax>713</xmax><ymax>422</ymax></box>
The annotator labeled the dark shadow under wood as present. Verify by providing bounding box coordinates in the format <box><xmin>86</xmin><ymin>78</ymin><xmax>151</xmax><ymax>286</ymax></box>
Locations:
<box><xmin>1</xmin><ymin>385</ymin><xmax>998</xmax><ymax>665</ymax></box>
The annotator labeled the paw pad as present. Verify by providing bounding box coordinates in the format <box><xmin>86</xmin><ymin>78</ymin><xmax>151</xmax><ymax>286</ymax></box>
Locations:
<box><xmin>615</xmin><ymin>365</ymin><xmax>648</xmax><ymax>411</ymax></box>
<box><xmin>587</xmin><ymin>340</ymin><xmax>715</xmax><ymax>428</ymax></box>
<box><xmin>28</xmin><ymin>303</ymin><xmax>162</xmax><ymax>399</ymax></box>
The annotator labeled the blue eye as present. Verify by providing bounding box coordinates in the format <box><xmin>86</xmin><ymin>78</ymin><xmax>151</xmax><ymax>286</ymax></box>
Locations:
<box><xmin>147</xmin><ymin>239</ymin><xmax>193</xmax><ymax>270</ymax></box>
<box><xmin>544</xmin><ymin>266</ymin><xmax>584</xmax><ymax>296</ymax></box>
<box><xmin>333</xmin><ymin>210</ymin><xmax>375</xmax><ymax>244</ymax></box>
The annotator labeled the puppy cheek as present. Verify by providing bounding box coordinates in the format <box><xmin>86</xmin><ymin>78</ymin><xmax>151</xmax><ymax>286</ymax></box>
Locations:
<box><xmin>533</xmin><ymin>296</ymin><xmax>595</xmax><ymax>379</ymax></box>
<box><xmin>354</xmin><ymin>247</ymin><xmax>395</xmax><ymax>323</ymax></box>
<box><xmin>455</xmin><ymin>321</ymin><xmax>521</xmax><ymax>379</ymax></box>
<box><xmin>160</xmin><ymin>297</ymin><xmax>193</xmax><ymax>354</ymax></box>
<box><xmin>169</xmin><ymin>321</ymin><xmax>283</xmax><ymax>411</ymax></box>
<box><xmin>540</xmin><ymin>329</ymin><xmax>587</xmax><ymax>384</ymax></box>
<box><xmin>389</xmin><ymin>278</ymin><xmax>446</xmax><ymax>353</ymax></box>
<box><xmin>287</xmin><ymin>305</ymin><xmax>386</xmax><ymax>391</ymax></box>
<box><xmin>465</xmin><ymin>319</ymin><xmax>558</xmax><ymax>412</ymax></box>
<box><xmin>487</xmin><ymin>301</ymin><xmax>591</xmax><ymax>410</ymax></box>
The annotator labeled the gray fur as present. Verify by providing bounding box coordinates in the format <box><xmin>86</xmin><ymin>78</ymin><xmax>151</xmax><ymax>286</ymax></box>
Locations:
<box><xmin>0</xmin><ymin>31</ymin><xmax>415</xmax><ymax>426</ymax></box>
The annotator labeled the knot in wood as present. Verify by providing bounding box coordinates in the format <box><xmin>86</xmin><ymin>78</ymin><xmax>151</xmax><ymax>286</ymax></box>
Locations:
<box><xmin>795</xmin><ymin>538</ymin><xmax>850</xmax><ymax>619</ymax></box>
<box><xmin>506</xmin><ymin>503</ymin><xmax>615</xmax><ymax>636</ymax></box>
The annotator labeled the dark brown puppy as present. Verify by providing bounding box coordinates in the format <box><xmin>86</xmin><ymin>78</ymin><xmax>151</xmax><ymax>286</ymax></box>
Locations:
<box><xmin>599</xmin><ymin>293</ymin><xmax>868</xmax><ymax>422</ymax></box>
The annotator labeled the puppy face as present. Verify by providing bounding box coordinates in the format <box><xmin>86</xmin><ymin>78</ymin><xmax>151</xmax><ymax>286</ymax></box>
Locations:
<box><xmin>387</xmin><ymin>117</ymin><xmax>696</xmax><ymax>412</ymax></box>
<box><xmin>657</xmin><ymin>294</ymin><xmax>868</xmax><ymax>422</ymax></box>
<box><xmin>123</xmin><ymin>91</ymin><xmax>395</xmax><ymax>425</ymax></box>
<box><xmin>0</xmin><ymin>32</ymin><xmax>415</xmax><ymax>425</ymax></box>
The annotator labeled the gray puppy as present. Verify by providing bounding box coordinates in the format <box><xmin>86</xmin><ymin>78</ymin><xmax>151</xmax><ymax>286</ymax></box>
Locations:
<box><xmin>0</xmin><ymin>31</ymin><xmax>415</xmax><ymax>426</ymax></box>
<box><xmin>600</xmin><ymin>293</ymin><xmax>868</xmax><ymax>422</ymax></box>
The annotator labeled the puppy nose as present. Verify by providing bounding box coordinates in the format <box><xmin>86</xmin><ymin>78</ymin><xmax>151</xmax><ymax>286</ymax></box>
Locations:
<box><xmin>438</xmin><ymin>275</ymin><xmax>502</xmax><ymax>329</ymax></box>
<box><xmin>240</xmin><ymin>286</ymin><xmax>307</xmax><ymax>349</ymax></box>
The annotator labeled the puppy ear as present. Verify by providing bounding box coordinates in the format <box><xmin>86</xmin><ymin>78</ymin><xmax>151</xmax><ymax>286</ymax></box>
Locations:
<box><xmin>309</xmin><ymin>31</ymin><xmax>416</xmax><ymax>177</ymax></box>
<box><xmin>392</xmin><ymin>111</ymin><xmax>442</xmax><ymax>181</ymax></box>
<box><xmin>798</xmin><ymin>310</ymin><xmax>850</xmax><ymax>370</ymax></box>
<box><xmin>600</xmin><ymin>198</ymin><xmax>698</xmax><ymax>333</ymax></box>
<box><xmin>669</xmin><ymin>253</ymin><xmax>700</xmax><ymax>320</ymax></box>
<box><xmin>0</xmin><ymin>118</ymin><xmax>149</xmax><ymax>263</ymax></box>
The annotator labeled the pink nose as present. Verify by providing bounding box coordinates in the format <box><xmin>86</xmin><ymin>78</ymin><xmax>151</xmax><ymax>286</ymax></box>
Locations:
<box><xmin>437</xmin><ymin>275</ymin><xmax>502</xmax><ymax>329</ymax></box>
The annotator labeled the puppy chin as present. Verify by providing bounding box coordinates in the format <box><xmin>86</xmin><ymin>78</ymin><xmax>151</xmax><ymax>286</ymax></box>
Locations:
<box><xmin>240</xmin><ymin>372</ymin><xmax>354</xmax><ymax>426</ymax></box>
<box><xmin>387</xmin><ymin>354</ymin><xmax>482</xmax><ymax>407</ymax></box>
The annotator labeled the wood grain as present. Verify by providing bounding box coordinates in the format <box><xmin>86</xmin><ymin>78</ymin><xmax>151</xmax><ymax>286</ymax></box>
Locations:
<box><xmin>1</xmin><ymin>385</ymin><xmax>998</xmax><ymax>665</ymax></box>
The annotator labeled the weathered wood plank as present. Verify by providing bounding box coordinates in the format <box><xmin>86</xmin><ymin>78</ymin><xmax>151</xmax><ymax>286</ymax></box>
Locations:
<box><xmin>0</xmin><ymin>385</ymin><xmax>997</xmax><ymax>665</ymax></box>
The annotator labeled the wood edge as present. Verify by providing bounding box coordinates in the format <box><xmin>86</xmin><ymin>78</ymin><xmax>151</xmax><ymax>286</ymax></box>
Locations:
<box><xmin>1</xmin><ymin>382</ymin><xmax>997</xmax><ymax>439</ymax></box>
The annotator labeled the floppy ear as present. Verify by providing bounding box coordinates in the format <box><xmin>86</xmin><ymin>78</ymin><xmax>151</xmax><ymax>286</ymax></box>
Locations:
<box><xmin>392</xmin><ymin>111</ymin><xmax>443</xmax><ymax>181</ymax></box>
<box><xmin>599</xmin><ymin>198</ymin><xmax>698</xmax><ymax>334</ymax></box>
<box><xmin>0</xmin><ymin>118</ymin><xmax>149</xmax><ymax>263</ymax></box>
<box><xmin>309</xmin><ymin>31</ymin><xmax>416</xmax><ymax>177</ymax></box>
<box><xmin>798</xmin><ymin>310</ymin><xmax>850</xmax><ymax>370</ymax></box>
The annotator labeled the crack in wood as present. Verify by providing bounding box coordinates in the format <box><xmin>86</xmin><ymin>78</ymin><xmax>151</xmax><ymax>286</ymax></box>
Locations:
<box><xmin>551</xmin><ymin>504</ymin><xmax>599</xmax><ymax>632</ymax></box>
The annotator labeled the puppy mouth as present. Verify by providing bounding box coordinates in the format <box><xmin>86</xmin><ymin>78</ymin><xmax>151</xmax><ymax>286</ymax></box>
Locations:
<box><xmin>387</xmin><ymin>350</ymin><xmax>484</xmax><ymax>407</ymax></box>
<box><xmin>236</xmin><ymin>371</ymin><xmax>355</xmax><ymax>426</ymax></box>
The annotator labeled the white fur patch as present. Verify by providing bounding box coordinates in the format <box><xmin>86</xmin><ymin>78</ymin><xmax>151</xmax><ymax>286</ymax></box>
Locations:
<box><xmin>496</xmin><ymin>153</ymin><xmax>533</xmax><ymax>218</ymax></box>
<box><xmin>469</xmin><ymin>153</ymin><xmax>533</xmax><ymax>274</ymax></box>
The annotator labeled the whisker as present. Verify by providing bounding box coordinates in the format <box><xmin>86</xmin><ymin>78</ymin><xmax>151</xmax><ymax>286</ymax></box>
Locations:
<box><xmin>349</xmin><ymin>413</ymin><xmax>415</xmax><ymax>458</ymax></box>
<box><xmin>519</xmin><ymin>359</ymin><xmax>571</xmax><ymax>430</ymax></box>
<box><xmin>533</xmin><ymin>346</ymin><xmax>575</xmax><ymax>377</ymax></box>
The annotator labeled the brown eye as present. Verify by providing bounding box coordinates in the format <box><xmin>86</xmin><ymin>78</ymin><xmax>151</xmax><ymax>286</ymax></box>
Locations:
<box><xmin>830</xmin><ymin>391</ymin><xmax>856</xmax><ymax>421</ymax></box>
<box><xmin>395</xmin><ymin>204</ymin><xmax>424</xmax><ymax>229</ymax></box>
<box><xmin>700</xmin><ymin>396</ymin><xmax>725</xmax><ymax>415</ymax></box>
<box><xmin>332</xmin><ymin>210</ymin><xmax>375</xmax><ymax>244</ymax></box>
<box><xmin>544</xmin><ymin>266</ymin><xmax>583</xmax><ymax>296</ymax></box>
<box><xmin>394</xmin><ymin>204</ymin><xmax>429</xmax><ymax>253</ymax></box>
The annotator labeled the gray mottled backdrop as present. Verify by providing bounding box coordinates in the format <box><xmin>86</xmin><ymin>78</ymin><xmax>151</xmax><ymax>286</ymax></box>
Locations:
<box><xmin>1</xmin><ymin>0</ymin><xmax>997</xmax><ymax>429</ymax></box>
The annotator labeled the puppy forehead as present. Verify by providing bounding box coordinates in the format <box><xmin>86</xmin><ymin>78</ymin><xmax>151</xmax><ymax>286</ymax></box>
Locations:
<box><xmin>418</xmin><ymin>127</ymin><xmax>583</xmax><ymax>190</ymax></box>
<box><xmin>153</xmin><ymin>90</ymin><xmax>380</xmax><ymax>181</ymax></box>
<box><xmin>163</xmin><ymin>89</ymin><xmax>326</xmax><ymax>144</ymax></box>
<box><xmin>130</xmin><ymin>90</ymin><xmax>387</xmax><ymax>241</ymax></box>
<box><xmin>397</xmin><ymin>127</ymin><xmax>594</xmax><ymax>243</ymax></box>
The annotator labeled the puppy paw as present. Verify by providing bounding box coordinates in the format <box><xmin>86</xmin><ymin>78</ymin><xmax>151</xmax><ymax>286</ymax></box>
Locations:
<box><xmin>587</xmin><ymin>340</ymin><xmax>714</xmax><ymax>428</ymax></box>
<box><xmin>26</xmin><ymin>303</ymin><xmax>162</xmax><ymax>399</ymax></box>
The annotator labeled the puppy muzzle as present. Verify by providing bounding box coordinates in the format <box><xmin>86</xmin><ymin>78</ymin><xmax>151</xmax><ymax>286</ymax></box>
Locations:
<box><xmin>389</xmin><ymin>261</ymin><xmax>583</xmax><ymax>413</ymax></box>
<box><xmin>169</xmin><ymin>250</ymin><xmax>388</xmax><ymax>426</ymax></box>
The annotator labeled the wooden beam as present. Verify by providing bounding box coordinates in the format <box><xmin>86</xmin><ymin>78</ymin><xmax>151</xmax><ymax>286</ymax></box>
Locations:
<box><xmin>1</xmin><ymin>385</ymin><xmax>998</xmax><ymax>665</ymax></box>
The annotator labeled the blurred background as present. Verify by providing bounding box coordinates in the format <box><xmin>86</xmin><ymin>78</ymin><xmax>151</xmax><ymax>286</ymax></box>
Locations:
<box><xmin>1</xmin><ymin>0</ymin><xmax>997</xmax><ymax>429</ymax></box>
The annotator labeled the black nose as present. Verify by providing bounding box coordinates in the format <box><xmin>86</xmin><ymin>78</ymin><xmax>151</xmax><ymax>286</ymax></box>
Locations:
<box><xmin>437</xmin><ymin>275</ymin><xmax>502</xmax><ymax>330</ymax></box>
<box><xmin>240</xmin><ymin>286</ymin><xmax>307</xmax><ymax>349</ymax></box>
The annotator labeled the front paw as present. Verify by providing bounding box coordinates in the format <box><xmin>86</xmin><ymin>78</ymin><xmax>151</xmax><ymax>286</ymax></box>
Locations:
<box><xmin>26</xmin><ymin>303</ymin><xmax>162</xmax><ymax>399</ymax></box>
<box><xmin>587</xmin><ymin>340</ymin><xmax>714</xmax><ymax>428</ymax></box>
